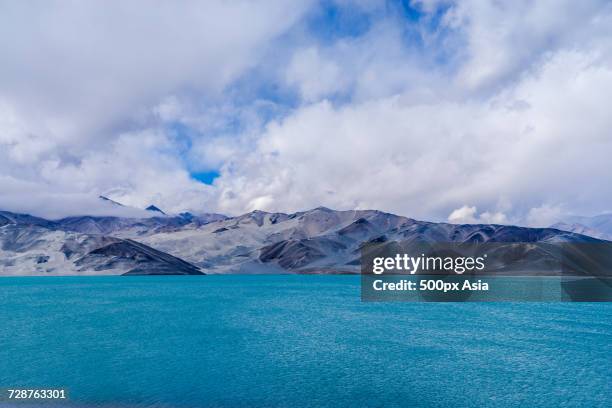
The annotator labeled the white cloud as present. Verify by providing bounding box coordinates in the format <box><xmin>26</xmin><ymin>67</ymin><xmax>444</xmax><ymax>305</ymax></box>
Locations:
<box><xmin>448</xmin><ymin>206</ymin><xmax>508</xmax><ymax>225</ymax></box>
<box><xmin>286</xmin><ymin>47</ymin><xmax>345</xmax><ymax>102</ymax></box>
<box><xmin>213</xmin><ymin>44</ymin><xmax>612</xmax><ymax>223</ymax></box>
<box><xmin>448</xmin><ymin>205</ymin><xmax>478</xmax><ymax>224</ymax></box>
<box><xmin>0</xmin><ymin>0</ymin><xmax>311</xmax><ymax>125</ymax></box>
<box><xmin>0</xmin><ymin>0</ymin><xmax>312</xmax><ymax>218</ymax></box>
<box><xmin>284</xmin><ymin>20</ymin><xmax>445</xmax><ymax>104</ymax></box>
<box><xmin>439</xmin><ymin>0</ymin><xmax>611</xmax><ymax>91</ymax></box>
<box><xmin>525</xmin><ymin>204</ymin><xmax>566</xmax><ymax>228</ymax></box>
<box><xmin>0</xmin><ymin>125</ymin><xmax>213</xmax><ymax>218</ymax></box>
<box><xmin>2</xmin><ymin>0</ymin><xmax>612</xmax><ymax>227</ymax></box>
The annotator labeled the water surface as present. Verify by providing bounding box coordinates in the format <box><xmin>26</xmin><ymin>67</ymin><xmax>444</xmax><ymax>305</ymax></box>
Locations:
<box><xmin>0</xmin><ymin>276</ymin><xmax>610</xmax><ymax>407</ymax></box>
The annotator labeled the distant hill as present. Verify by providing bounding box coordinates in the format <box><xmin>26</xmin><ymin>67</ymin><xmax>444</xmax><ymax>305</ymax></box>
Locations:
<box><xmin>551</xmin><ymin>214</ymin><xmax>612</xmax><ymax>240</ymax></box>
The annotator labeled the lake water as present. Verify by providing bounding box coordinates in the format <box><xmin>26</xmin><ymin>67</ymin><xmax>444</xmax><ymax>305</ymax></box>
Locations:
<box><xmin>0</xmin><ymin>276</ymin><xmax>610</xmax><ymax>408</ymax></box>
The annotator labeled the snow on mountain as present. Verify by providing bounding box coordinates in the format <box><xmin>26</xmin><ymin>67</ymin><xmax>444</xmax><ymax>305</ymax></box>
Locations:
<box><xmin>55</xmin><ymin>212</ymin><xmax>227</xmax><ymax>237</ymax></box>
<box><xmin>0</xmin><ymin>211</ymin><xmax>203</xmax><ymax>276</ymax></box>
<box><xmin>0</xmin><ymin>210</ymin><xmax>57</xmax><ymax>229</ymax></box>
<box><xmin>136</xmin><ymin>207</ymin><xmax>600</xmax><ymax>274</ymax></box>
<box><xmin>551</xmin><ymin>214</ymin><xmax>612</xmax><ymax>240</ymax></box>
<box><xmin>2</xmin><ymin>206</ymin><xmax>605</xmax><ymax>275</ymax></box>
<box><xmin>49</xmin><ymin>196</ymin><xmax>226</xmax><ymax>236</ymax></box>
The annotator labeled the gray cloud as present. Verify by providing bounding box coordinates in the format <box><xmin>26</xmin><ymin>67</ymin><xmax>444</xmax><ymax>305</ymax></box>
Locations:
<box><xmin>0</xmin><ymin>0</ymin><xmax>312</xmax><ymax>217</ymax></box>
<box><xmin>211</xmin><ymin>1</ymin><xmax>612</xmax><ymax>224</ymax></box>
<box><xmin>2</xmin><ymin>0</ymin><xmax>612</xmax><ymax>226</ymax></box>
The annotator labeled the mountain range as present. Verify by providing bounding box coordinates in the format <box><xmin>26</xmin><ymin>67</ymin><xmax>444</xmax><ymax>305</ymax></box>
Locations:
<box><xmin>1</xmin><ymin>200</ymin><xmax>606</xmax><ymax>276</ymax></box>
<box><xmin>550</xmin><ymin>214</ymin><xmax>612</xmax><ymax>241</ymax></box>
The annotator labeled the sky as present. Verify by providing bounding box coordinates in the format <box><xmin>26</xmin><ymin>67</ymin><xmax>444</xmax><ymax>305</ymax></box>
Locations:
<box><xmin>1</xmin><ymin>0</ymin><xmax>612</xmax><ymax>225</ymax></box>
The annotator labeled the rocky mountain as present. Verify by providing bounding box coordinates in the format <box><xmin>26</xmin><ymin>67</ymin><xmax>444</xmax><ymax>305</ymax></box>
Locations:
<box><xmin>135</xmin><ymin>207</ymin><xmax>602</xmax><ymax>274</ymax></box>
<box><xmin>1</xmin><ymin>206</ymin><xmax>606</xmax><ymax>275</ymax></box>
<box><xmin>551</xmin><ymin>214</ymin><xmax>612</xmax><ymax>240</ymax></box>
<box><xmin>0</xmin><ymin>211</ymin><xmax>203</xmax><ymax>276</ymax></box>
<box><xmin>55</xmin><ymin>212</ymin><xmax>227</xmax><ymax>237</ymax></box>
<box><xmin>146</xmin><ymin>205</ymin><xmax>166</xmax><ymax>215</ymax></box>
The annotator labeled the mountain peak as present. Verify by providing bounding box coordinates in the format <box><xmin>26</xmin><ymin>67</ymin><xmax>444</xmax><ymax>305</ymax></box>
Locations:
<box><xmin>98</xmin><ymin>195</ymin><xmax>125</xmax><ymax>207</ymax></box>
<box><xmin>312</xmin><ymin>206</ymin><xmax>333</xmax><ymax>212</ymax></box>
<box><xmin>146</xmin><ymin>205</ymin><xmax>166</xmax><ymax>215</ymax></box>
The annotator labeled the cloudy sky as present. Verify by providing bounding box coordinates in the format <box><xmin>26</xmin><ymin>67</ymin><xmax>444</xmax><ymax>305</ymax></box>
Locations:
<box><xmin>1</xmin><ymin>0</ymin><xmax>612</xmax><ymax>225</ymax></box>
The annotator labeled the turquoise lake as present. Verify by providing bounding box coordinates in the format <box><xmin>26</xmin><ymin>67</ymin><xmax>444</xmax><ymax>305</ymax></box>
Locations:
<box><xmin>0</xmin><ymin>275</ymin><xmax>610</xmax><ymax>408</ymax></box>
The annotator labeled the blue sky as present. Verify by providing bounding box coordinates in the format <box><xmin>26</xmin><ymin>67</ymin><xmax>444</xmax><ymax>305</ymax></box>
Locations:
<box><xmin>1</xmin><ymin>0</ymin><xmax>612</xmax><ymax>225</ymax></box>
<box><xmin>175</xmin><ymin>0</ymin><xmax>449</xmax><ymax>185</ymax></box>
